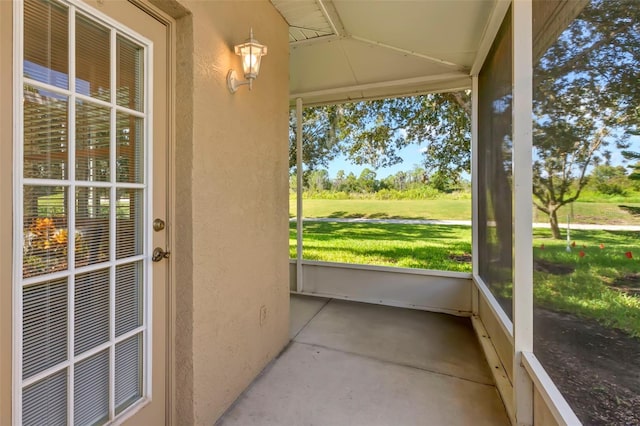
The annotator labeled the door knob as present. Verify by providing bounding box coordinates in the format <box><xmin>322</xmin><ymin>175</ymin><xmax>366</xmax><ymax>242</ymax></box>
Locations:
<box><xmin>153</xmin><ymin>218</ymin><xmax>166</xmax><ymax>232</ymax></box>
<box><xmin>152</xmin><ymin>247</ymin><xmax>170</xmax><ymax>262</ymax></box>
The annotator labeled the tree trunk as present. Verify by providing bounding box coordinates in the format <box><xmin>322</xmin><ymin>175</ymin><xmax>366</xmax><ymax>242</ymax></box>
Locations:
<box><xmin>549</xmin><ymin>208</ymin><xmax>562</xmax><ymax>239</ymax></box>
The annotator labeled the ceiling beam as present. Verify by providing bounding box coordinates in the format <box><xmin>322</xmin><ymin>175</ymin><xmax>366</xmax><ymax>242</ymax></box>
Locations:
<box><xmin>290</xmin><ymin>72</ymin><xmax>470</xmax><ymax>100</ymax></box>
<box><xmin>290</xmin><ymin>34</ymin><xmax>340</xmax><ymax>48</ymax></box>
<box><xmin>316</xmin><ymin>0</ymin><xmax>344</xmax><ymax>37</ymax></box>
<box><xmin>470</xmin><ymin>0</ymin><xmax>511</xmax><ymax>76</ymax></box>
<box><xmin>349</xmin><ymin>35</ymin><xmax>468</xmax><ymax>72</ymax></box>
<box><xmin>295</xmin><ymin>85</ymin><xmax>472</xmax><ymax>108</ymax></box>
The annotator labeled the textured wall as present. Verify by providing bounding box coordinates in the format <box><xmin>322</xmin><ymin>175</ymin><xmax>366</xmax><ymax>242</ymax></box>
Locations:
<box><xmin>171</xmin><ymin>1</ymin><xmax>290</xmax><ymax>424</ymax></box>
<box><xmin>173</xmin><ymin>10</ymin><xmax>196</xmax><ymax>426</ymax></box>
<box><xmin>3</xmin><ymin>1</ymin><xmax>290</xmax><ymax>424</ymax></box>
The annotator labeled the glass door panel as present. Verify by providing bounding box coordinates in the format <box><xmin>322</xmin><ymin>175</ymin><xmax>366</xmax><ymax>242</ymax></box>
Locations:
<box><xmin>18</xmin><ymin>1</ymin><xmax>150</xmax><ymax>424</ymax></box>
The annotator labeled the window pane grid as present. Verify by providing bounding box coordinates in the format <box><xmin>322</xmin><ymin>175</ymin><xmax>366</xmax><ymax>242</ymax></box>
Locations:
<box><xmin>22</xmin><ymin>78</ymin><xmax>146</xmax><ymax>121</ymax></box>
<box><xmin>19</xmin><ymin>1</ymin><xmax>148</xmax><ymax>424</ymax></box>
<box><xmin>22</xmin><ymin>369</ymin><xmax>68</xmax><ymax>426</ymax></box>
<box><xmin>21</xmin><ymin>322</ymin><xmax>146</xmax><ymax>390</ymax></box>
<box><xmin>22</xmin><ymin>254</ymin><xmax>146</xmax><ymax>289</ymax></box>
<box><xmin>24</xmin><ymin>0</ymin><xmax>69</xmax><ymax>89</ymax></box>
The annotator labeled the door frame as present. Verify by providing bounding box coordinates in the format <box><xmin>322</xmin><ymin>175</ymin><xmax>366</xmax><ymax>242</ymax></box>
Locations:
<box><xmin>127</xmin><ymin>1</ymin><xmax>178</xmax><ymax>423</ymax></box>
<box><xmin>125</xmin><ymin>2</ymin><xmax>178</xmax><ymax>423</ymax></box>
<box><xmin>7</xmin><ymin>0</ymin><xmax>177</xmax><ymax>423</ymax></box>
<box><xmin>0</xmin><ymin>0</ymin><xmax>15</xmax><ymax>422</ymax></box>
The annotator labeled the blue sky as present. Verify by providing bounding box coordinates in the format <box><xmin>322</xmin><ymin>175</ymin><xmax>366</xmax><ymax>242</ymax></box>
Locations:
<box><xmin>324</xmin><ymin>132</ymin><xmax>640</xmax><ymax>182</ymax></box>
<box><xmin>325</xmin><ymin>144</ymin><xmax>426</xmax><ymax>180</ymax></box>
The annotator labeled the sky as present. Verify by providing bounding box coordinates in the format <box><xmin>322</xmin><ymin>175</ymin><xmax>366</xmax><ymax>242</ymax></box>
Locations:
<box><xmin>322</xmin><ymin>132</ymin><xmax>640</xmax><ymax>182</ymax></box>
<box><xmin>325</xmin><ymin>144</ymin><xmax>427</xmax><ymax>180</ymax></box>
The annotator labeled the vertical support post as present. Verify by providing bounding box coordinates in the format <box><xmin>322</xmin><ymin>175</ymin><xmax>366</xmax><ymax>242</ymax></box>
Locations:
<box><xmin>512</xmin><ymin>1</ymin><xmax>534</xmax><ymax>425</ymax></box>
<box><xmin>471</xmin><ymin>76</ymin><xmax>479</xmax><ymax>315</ymax></box>
<box><xmin>295</xmin><ymin>98</ymin><xmax>304</xmax><ymax>292</ymax></box>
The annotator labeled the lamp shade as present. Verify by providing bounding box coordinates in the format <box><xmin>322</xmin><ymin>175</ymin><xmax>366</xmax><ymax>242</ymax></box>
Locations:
<box><xmin>234</xmin><ymin>31</ymin><xmax>267</xmax><ymax>80</ymax></box>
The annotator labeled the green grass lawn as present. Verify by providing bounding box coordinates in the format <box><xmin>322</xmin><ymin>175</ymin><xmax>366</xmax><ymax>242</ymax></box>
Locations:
<box><xmin>290</xmin><ymin>221</ymin><xmax>472</xmax><ymax>272</ymax></box>
<box><xmin>290</xmin><ymin>221</ymin><xmax>640</xmax><ymax>336</ymax></box>
<box><xmin>532</xmin><ymin>228</ymin><xmax>640</xmax><ymax>337</ymax></box>
<box><xmin>290</xmin><ymin>198</ymin><xmax>640</xmax><ymax>225</ymax></box>
<box><xmin>533</xmin><ymin>202</ymin><xmax>640</xmax><ymax>225</ymax></box>
<box><xmin>291</xmin><ymin>198</ymin><xmax>472</xmax><ymax>220</ymax></box>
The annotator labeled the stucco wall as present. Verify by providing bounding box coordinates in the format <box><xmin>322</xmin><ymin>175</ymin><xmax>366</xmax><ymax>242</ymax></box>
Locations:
<box><xmin>0</xmin><ymin>1</ymin><xmax>289</xmax><ymax>423</ymax></box>
<box><xmin>171</xmin><ymin>1</ymin><xmax>290</xmax><ymax>424</ymax></box>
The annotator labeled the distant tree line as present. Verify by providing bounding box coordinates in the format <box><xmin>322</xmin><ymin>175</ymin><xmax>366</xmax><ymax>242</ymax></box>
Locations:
<box><xmin>291</xmin><ymin>162</ymin><xmax>640</xmax><ymax>201</ymax></box>
<box><xmin>291</xmin><ymin>166</ymin><xmax>469</xmax><ymax>199</ymax></box>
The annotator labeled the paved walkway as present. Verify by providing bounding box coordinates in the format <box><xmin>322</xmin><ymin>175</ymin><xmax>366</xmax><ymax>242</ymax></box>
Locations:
<box><xmin>290</xmin><ymin>217</ymin><xmax>640</xmax><ymax>231</ymax></box>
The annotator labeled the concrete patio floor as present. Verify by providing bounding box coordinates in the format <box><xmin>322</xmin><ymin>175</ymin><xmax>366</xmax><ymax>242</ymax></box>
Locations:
<box><xmin>217</xmin><ymin>295</ymin><xmax>509</xmax><ymax>426</ymax></box>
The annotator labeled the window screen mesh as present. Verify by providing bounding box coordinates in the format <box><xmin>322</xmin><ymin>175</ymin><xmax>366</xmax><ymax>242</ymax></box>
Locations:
<box><xmin>477</xmin><ymin>8</ymin><xmax>514</xmax><ymax>319</ymax></box>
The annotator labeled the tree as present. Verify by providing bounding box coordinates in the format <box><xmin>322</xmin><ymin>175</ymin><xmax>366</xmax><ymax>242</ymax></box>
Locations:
<box><xmin>289</xmin><ymin>173</ymin><xmax>297</xmax><ymax>193</ymax></box>
<box><xmin>381</xmin><ymin>170</ymin><xmax>410</xmax><ymax>191</ymax></box>
<box><xmin>289</xmin><ymin>0</ymin><xmax>639</xmax><ymax>240</ymax></box>
<box><xmin>289</xmin><ymin>106</ymin><xmax>342</xmax><ymax>172</ymax></box>
<box><xmin>407</xmin><ymin>166</ymin><xmax>428</xmax><ymax>187</ymax></box>
<box><xmin>589</xmin><ymin>164</ymin><xmax>629</xmax><ymax>195</ymax></box>
<box><xmin>289</xmin><ymin>92</ymin><xmax>471</xmax><ymax>179</ymax></box>
<box><xmin>333</xmin><ymin>170</ymin><xmax>347</xmax><ymax>192</ymax></box>
<box><xmin>357</xmin><ymin>168</ymin><xmax>377</xmax><ymax>193</ymax></box>
<box><xmin>532</xmin><ymin>0</ymin><xmax>640</xmax><ymax>238</ymax></box>
<box><xmin>428</xmin><ymin>170</ymin><xmax>460</xmax><ymax>193</ymax></box>
<box><xmin>392</xmin><ymin>171</ymin><xmax>408</xmax><ymax>191</ymax></box>
<box><xmin>344</xmin><ymin>172</ymin><xmax>358</xmax><ymax>193</ymax></box>
<box><xmin>622</xmin><ymin>128</ymin><xmax>640</xmax><ymax>182</ymax></box>
<box><xmin>307</xmin><ymin>169</ymin><xmax>330</xmax><ymax>193</ymax></box>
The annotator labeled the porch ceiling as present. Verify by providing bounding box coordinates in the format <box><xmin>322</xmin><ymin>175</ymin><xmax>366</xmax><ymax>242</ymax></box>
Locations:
<box><xmin>271</xmin><ymin>0</ymin><xmax>506</xmax><ymax>106</ymax></box>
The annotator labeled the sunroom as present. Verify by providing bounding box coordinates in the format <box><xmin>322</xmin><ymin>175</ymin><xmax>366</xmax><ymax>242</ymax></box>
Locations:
<box><xmin>1</xmin><ymin>0</ymin><xmax>638</xmax><ymax>425</ymax></box>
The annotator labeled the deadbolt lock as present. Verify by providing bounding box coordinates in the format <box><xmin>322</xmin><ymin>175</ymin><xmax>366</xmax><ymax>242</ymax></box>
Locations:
<box><xmin>153</xmin><ymin>218</ymin><xmax>166</xmax><ymax>232</ymax></box>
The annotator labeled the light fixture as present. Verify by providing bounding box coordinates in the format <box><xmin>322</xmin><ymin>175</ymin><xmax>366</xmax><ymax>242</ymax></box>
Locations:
<box><xmin>227</xmin><ymin>29</ymin><xmax>268</xmax><ymax>93</ymax></box>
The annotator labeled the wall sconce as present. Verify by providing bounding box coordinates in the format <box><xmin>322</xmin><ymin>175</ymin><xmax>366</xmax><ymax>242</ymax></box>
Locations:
<box><xmin>227</xmin><ymin>29</ymin><xmax>268</xmax><ymax>93</ymax></box>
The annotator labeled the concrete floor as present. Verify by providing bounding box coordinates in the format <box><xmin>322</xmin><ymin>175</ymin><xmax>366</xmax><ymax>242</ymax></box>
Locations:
<box><xmin>218</xmin><ymin>295</ymin><xmax>509</xmax><ymax>426</ymax></box>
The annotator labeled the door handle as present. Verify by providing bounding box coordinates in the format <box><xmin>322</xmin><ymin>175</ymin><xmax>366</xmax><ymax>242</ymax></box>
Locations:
<box><xmin>152</xmin><ymin>247</ymin><xmax>170</xmax><ymax>262</ymax></box>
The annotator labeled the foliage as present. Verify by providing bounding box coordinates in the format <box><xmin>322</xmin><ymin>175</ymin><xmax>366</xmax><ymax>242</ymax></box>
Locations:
<box><xmin>622</xmin><ymin>128</ymin><xmax>640</xmax><ymax>182</ymax></box>
<box><xmin>294</xmin><ymin>164</ymin><xmax>470</xmax><ymax>197</ymax></box>
<box><xmin>357</xmin><ymin>168</ymin><xmax>377</xmax><ymax>193</ymax></box>
<box><xmin>289</xmin><ymin>92</ymin><xmax>471</xmax><ymax>179</ymax></box>
<box><xmin>289</xmin><ymin>2</ymin><xmax>640</xmax><ymax>241</ymax></box>
<box><xmin>289</xmin><ymin>106</ymin><xmax>342</xmax><ymax>173</ymax></box>
<box><xmin>532</xmin><ymin>0</ymin><xmax>640</xmax><ymax>238</ymax></box>
<box><xmin>306</xmin><ymin>169</ymin><xmax>330</xmax><ymax>193</ymax></box>
<box><xmin>587</xmin><ymin>164</ymin><xmax>630</xmax><ymax>195</ymax></box>
<box><xmin>300</xmin><ymin>186</ymin><xmax>451</xmax><ymax>201</ymax></box>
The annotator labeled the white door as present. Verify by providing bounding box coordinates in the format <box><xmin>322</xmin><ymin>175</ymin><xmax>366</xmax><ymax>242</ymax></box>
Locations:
<box><xmin>16</xmin><ymin>0</ymin><xmax>169</xmax><ymax>424</ymax></box>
